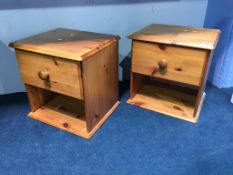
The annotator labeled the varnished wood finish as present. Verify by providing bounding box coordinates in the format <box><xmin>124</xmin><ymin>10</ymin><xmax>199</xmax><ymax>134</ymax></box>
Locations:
<box><xmin>25</xmin><ymin>85</ymin><xmax>55</xmax><ymax>112</ymax></box>
<box><xmin>130</xmin><ymin>72</ymin><xmax>148</xmax><ymax>99</ymax></box>
<box><xmin>127</xmin><ymin>85</ymin><xmax>205</xmax><ymax>123</ymax></box>
<box><xmin>128</xmin><ymin>24</ymin><xmax>220</xmax><ymax>123</ymax></box>
<box><xmin>127</xmin><ymin>84</ymin><xmax>196</xmax><ymax>122</ymax></box>
<box><xmin>11</xmin><ymin>29</ymin><xmax>120</xmax><ymax>139</ymax></box>
<box><xmin>129</xmin><ymin>24</ymin><xmax>220</xmax><ymax>50</ymax></box>
<box><xmin>82</xmin><ymin>41</ymin><xmax>119</xmax><ymax>131</ymax></box>
<box><xmin>28</xmin><ymin>94</ymin><xmax>87</xmax><ymax>138</ymax></box>
<box><xmin>29</xmin><ymin>96</ymin><xmax>120</xmax><ymax>139</ymax></box>
<box><xmin>10</xmin><ymin>28</ymin><xmax>120</xmax><ymax>61</ymax></box>
<box><xmin>193</xmin><ymin>51</ymin><xmax>212</xmax><ymax>116</ymax></box>
<box><xmin>132</xmin><ymin>41</ymin><xmax>208</xmax><ymax>86</ymax></box>
<box><xmin>83</xmin><ymin>101</ymin><xmax>120</xmax><ymax>139</ymax></box>
<box><xmin>16</xmin><ymin>50</ymin><xmax>84</xmax><ymax>99</ymax></box>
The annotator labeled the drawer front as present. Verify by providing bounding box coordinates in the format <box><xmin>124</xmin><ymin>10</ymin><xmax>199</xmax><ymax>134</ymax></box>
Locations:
<box><xmin>16</xmin><ymin>50</ymin><xmax>84</xmax><ymax>99</ymax></box>
<box><xmin>132</xmin><ymin>41</ymin><xmax>208</xmax><ymax>86</ymax></box>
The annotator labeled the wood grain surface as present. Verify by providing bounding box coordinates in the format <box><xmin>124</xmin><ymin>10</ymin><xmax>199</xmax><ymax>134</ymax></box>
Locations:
<box><xmin>16</xmin><ymin>50</ymin><xmax>84</xmax><ymax>99</ymax></box>
<box><xmin>82</xmin><ymin>41</ymin><xmax>119</xmax><ymax>131</ymax></box>
<box><xmin>127</xmin><ymin>83</ymin><xmax>199</xmax><ymax>123</ymax></box>
<box><xmin>129</xmin><ymin>24</ymin><xmax>220</xmax><ymax>50</ymax></box>
<box><xmin>132</xmin><ymin>41</ymin><xmax>208</xmax><ymax>86</ymax></box>
<box><xmin>10</xmin><ymin>28</ymin><xmax>120</xmax><ymax>61</ymax></box>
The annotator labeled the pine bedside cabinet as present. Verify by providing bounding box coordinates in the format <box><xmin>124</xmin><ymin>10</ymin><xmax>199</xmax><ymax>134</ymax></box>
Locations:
<box><xmin>127</xmin><ymin>24</ymin><xmax>220</xmax><ymax>123</ymax></box>
<box><xmin>10</xmin><ymin>28</ymin><xmax>120</xmax><ymax>139</ymax></box>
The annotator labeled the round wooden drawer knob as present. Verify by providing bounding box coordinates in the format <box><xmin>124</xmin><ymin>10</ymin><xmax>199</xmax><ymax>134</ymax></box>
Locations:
<box><xmin>38</xmin><ymin>71</ymin><xmax>50</xmax><ymax>81</ymax></box>
<box><xmin>158</xmin><ymin>59</ymin><xmax>168</xmax><ymax>70</ymax></box>
<box><xmin>63</xmin><ymin>122</ymin><xmax>69</xmax><ymax>128</ymax></box>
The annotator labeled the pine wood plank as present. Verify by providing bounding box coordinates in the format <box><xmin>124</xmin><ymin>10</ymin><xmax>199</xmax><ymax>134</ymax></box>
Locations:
<box><xmin>28</xmin><ymin>95</ymin><xmax>87</xmax><ymax>137</ymax></box>
<box><xmin>29</xmin><ymin>95</ymin><xmax>120</xmax><ymax>139</ymax></box>
<box><xmin>130</xmin><ymin>72</ymin><xmax>148</xmax><ymax>98</ymax></box>
<box><xmin>194</xmin><ymin>92</ymin><xmax>206</xmax><ymax>122</ymax></box>
<box><xmin>16</xmin><ymin>50</ymin><xmax>84</xmax><ymax>99</ymax></box>
<box><xmin>132</xmin><ymin>41</ymin><xmax>208</xmax><ymax>86</ymax></box>
<box><xmin>10</xmin><ymin>28</ymin><xmax>120</xmax><ymax>61</ymax></box>
<box><xmin>129</xmin><ymin>24</ymin><xmax>220</xmax><ymax>50</ymax></box>
<box><xmin>25</xmin><ymin>85</ymin><xmax>55</xmax><ymax>112</ymax></box>
<box><xmin>82</xmin><ymin>41</ymin><xmax>119</xmax><ymax>131</ymax></box>
<box><xmin>127</xmin><ymin>84</ymin><xmax>197</xmax><ymax>122</ymax></box>
<box><xmin>193</xmin><ymin>50</ymin><xmax>212</xmax><ymax>117</ymax></box>
<box><xmin>84</xmin><ymin>101</ymin><xmax>120</xmax><ymax>139</ymax></box>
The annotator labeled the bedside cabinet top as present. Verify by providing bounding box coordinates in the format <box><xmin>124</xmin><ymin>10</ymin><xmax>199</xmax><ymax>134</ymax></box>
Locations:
<box><xmin>129</xmin><ymin>24</ymin><xmax>220</xmax><ymax>50</ymax></box>
<box><xmin>9</xmin><ymin>28</ymin><xmax>120</xmax><ymax>61</ymax></box>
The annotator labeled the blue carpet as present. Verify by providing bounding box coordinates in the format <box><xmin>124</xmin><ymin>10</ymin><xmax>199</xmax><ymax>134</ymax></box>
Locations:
<box><xmin>0</xmin><ymin>83</ymin><xmax>233</xmax><ymax>175</ymax></box>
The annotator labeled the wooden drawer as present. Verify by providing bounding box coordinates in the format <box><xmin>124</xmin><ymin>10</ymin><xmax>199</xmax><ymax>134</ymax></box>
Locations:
<box><xmin>16</xmin><ymin>50</ymin><xmax>84</xmax><ymax>99</ymax></box>
<box><xmin>132</xmin><ymin>41</ymin><xmax>208</xmax><ymax>86</ymax></box>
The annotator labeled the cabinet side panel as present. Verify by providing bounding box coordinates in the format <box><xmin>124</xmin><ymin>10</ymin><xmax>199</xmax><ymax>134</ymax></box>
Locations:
<box><xmin>25</xmin><ymin>84</ymin><xmax>55</xmax><ymax>112</ymax></box>
<box><xmin>130</xmin><ymin>41</ymin><xmax>148</xmax><ymax>99</ymax></box>
<box><xmin>194</xmin><ymin>50</ymin><xmax>212</xmax><ymax>116</ymax></box>
<box><xmin>82</xmin><ymin>41</ymin><xmax>119</xmax><ymax>131</ymax></box>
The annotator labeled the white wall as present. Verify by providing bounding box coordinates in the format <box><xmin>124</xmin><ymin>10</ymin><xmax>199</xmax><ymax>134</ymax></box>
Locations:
<box><xmin>0</xmin><ymin>0</ymin><xmax>208</xmax><ymax>94</ymax></box>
